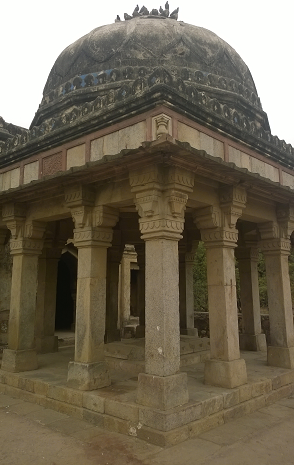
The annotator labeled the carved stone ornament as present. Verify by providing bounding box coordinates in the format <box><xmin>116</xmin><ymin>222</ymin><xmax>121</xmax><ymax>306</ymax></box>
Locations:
<box><xmin>259</xmin><ymin>205</ymin><xmax>294</xmax><ymax>254</ymax></box>
<box><xmin>64</xmin><ymin>185</ymin><xmax>95</xmax><ymax>208</ymax></box>
<box><xmin>2</xmin><ymin>203</ymin><xmax>46</xmax><ymax>254</ymax></box>
<box><xmin>194</xmin><ymin>186</ymin><xmax>247</xmax><ymax>248</ymax></box>
<box><xmin>152</xmin><ymin>113</ymin><xmax>172</xmax><ymax>140</ymax></box>
<box><xmin>73</xmin><ymin>227</ymin><xmax>114</xmax><ymax>248</ymax></box>
<box><xmin>219</xmin><ymin>186</ymin><xmax>247</xmax><ymax>228</ymax></box>
<box><xmin>130</xmin><ymin>165</ymin><xmax>194</xmax><ymax>240</ymax></box>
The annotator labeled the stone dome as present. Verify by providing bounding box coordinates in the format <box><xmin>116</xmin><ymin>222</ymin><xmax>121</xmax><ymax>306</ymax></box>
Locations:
<box><xmin>31</xmin><ymin>14</ymin><xmax>270</xmax><ymax>132</ymax></box>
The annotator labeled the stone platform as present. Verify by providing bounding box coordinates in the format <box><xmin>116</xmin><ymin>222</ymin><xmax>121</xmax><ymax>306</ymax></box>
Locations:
<box><xmin>1</xmin><ymin>344</ymin><xmax>294</xmax><ymax>447</ymax></box>
<box><xmin>105</xmin><ymin>336</ymin><xmax>211</xmax><ymax>375</ymax></box>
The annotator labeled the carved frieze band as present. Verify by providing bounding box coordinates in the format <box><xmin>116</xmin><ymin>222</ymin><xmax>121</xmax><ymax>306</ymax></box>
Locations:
<box><xmin>10</xmin><ymin>238</ymin><xmax>44</xmax><ymax>255</ymax></box>
<box><xmin>259</xmin><ymin>238</ymin><xmax>291</xmax><ymax>254</ymax></box>
<box><xmin>201</xmin><ymin>228</ymin><xmax>238</xmax><ymax>247</ymax></box>
<box><xmin>74</xmin><ymin>227</ymin><xmax>113</xmax><ymax>247</ymax></box>
<box><xmin>65</xmin><ymin>185</ymin><xmax>95</xmax><ymax>208</ymax></box>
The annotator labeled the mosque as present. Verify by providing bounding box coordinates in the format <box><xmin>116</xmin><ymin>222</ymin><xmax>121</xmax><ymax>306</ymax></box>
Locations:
<box><xmin>1</xmin><ymin>5</ymin><xmax>294</xmax><ymax>445</ymax></box>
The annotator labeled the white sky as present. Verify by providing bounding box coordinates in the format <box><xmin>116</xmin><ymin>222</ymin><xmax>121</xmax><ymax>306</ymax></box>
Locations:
<box><xmin>1</xmin><ymin>1</ymin><xmax>293</xmax><ymax>145</ymax></box>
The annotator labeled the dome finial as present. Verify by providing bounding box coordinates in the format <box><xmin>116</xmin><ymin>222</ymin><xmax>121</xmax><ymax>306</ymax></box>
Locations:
<box><xmin>121</xmin><ymin>4</ymin><xmax>179</xmax><ymax>21</ymax></box>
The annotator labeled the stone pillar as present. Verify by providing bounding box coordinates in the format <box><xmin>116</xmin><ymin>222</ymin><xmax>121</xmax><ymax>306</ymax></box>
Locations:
<box><xmin>259</xmin><ymin>207</ymin><xmax>294</xmax><ymax>368</ymax></box>
<box><xmin>130</xmin><ymin>165</ymin><xmax>194</xmax><ymax>410</ymax></box>
<box><xmin>235</xmin><ymin>244</ymin><xmax>266</xmax><ymax>351</ymax></box>
<box><xmin>105</xmin><ymin>239</ymin><xmax>122</xmax><ymax>343</ymax></box>
<box><xmin>0</xmin><ymin>230</ymin><xmax>10</xmax><ymax>346</ymax></box>
<box><xmin>194</xmin><ymin>186</ymin><xmax>247</xmax><ymax>388</ymax></box>
<box><xmin>135</xmin><ymin>243</ymin><xmax>145</xmax><ymax>338</ymax></box>
<box><xmin>1</xmin><ymin>204</ymin><xmax>45</xmax><ymax>372</ymax></box>
<box><xmin>35</xmin><ymin>245</ymin><xmax>61</xmax><ymax>353</ymax></box>
<box><xmin>179</xmin><ymin>241</ymin><xmax>198</xmax><ymax>336</ymax></box>
<box><xmin>65</xmin><ymin>186</ymin><xmax>118</xmax><ymax>390</ymax></box>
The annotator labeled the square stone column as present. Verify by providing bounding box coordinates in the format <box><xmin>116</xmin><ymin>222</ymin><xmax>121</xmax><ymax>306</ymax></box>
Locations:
<box><xmin>67</xmin><ymin>232</ymin><xmax>111</xmax><ymax>390</ymax></box>
<box><xmin>194</xmin><ymin>186</ymin><xmax>248</xmax><ymax>389</ymax></box>
<box><xmin>130</xmin><ymin>165</ymin><xmax>194</xmax><ymax>410</ymax></box>
<box><xmin>179</xmin><ymin>241</ymin><xmax>199</xmax><ymax>336</ymax></box>
<box><xmin>135</xmin><ymin>243</ymin><xmax>145</xmax><ymax>338</ymax></box>
<box><xmin>259</xmin><ymin>211</ymin><xmax>294</xmax><ymax>368</ymax></box>
<box><xmin>105</xmin><ymin>240</ymin><xmax>122</xmax><ymax>343</ymax></box>
<box><xmin>65</xmin><ymin>186</ymin><xmax>119</xmax><ymax>390</ymax></box>
<box><xmin>1</xmin><ymin>208</ymin><xmax>45</xmax><ymax>372</ymax></box>
<box><xmin>235</xmin><ymin>244</ymin><xmax>266</xmax><ymax>351</ymax></box>
<box><xmin>35</xmin><ymin>246</ymin><xmax>61</xmax><ymax>353</ymax></box>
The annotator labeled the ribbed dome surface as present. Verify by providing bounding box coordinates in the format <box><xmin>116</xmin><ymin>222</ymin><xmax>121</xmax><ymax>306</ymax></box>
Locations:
<box><xmin>32</xmin><ymin>15</ymin><xmax>268</xmax><ymax>131</ymax></box>
<box><xmin>44</xmin><ymin>17</ymin><xmax>256</xmax><ymax>94</ymax></box>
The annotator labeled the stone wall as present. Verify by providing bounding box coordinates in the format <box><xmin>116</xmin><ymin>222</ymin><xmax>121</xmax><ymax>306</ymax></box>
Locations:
<box><xmin>195</xmin><ymin>311</ymin><xmax>279</xmax><ymax>345</ymax></box>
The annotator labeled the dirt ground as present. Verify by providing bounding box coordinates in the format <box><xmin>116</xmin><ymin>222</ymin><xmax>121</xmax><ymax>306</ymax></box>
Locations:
<box><xmin>1</xmin><ymin>392</ymin><xmax>294</xmax><ymax>465</ymax></box>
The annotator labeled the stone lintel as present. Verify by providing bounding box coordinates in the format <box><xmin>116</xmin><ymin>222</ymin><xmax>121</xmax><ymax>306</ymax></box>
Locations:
<box><xmin>67</xmin><ymin>361</ymin><xmax>111</xmax><ymax>391</ymax></box>
<box><xmin>204</xmin><ymin>358</ymin><xmax>247</xmax><ymax>389</ymax></box>
<box><xmin>1</xmin><ymin>349</ymin><xmax>38</xmax><ymax>372</ymax></box>
<box><xmin>267</xmin><ymin>346</ymin><xmax>294</xmax><ymax>369</ymax></box>
<box><xmin>137</xmin><ymin>372</ymin><xmax>189</xmax><ymax>410</ymax></box>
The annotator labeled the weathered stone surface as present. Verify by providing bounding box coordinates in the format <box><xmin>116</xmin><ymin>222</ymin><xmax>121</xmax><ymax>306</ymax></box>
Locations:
<box><xmin>67</xmin><ymin>361</ymin><xmax>111</xmax><ymax>391</ymax></box>
<box><xmin>205</xmin><ymin>358</ymin><xmax>247</xmax><ymax>389</ymax></box>
<box><xmin>136</xmin><ymin>372</ymin><xmax>189</xmax><ymax>410</ymax></box>
<box><xmin>267</xmin><ymin>346</ymin><xmax>294</xmax><ymax>369</ymax></box>
<box><xmin>1</xmin><ymin>349</ymin><xmax>38</xmax><ymax>373</ymax></box>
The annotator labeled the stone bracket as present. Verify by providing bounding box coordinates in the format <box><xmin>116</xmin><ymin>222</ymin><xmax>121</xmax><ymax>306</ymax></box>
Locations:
<box><xmin>64</xmin><ymin>184</ymin><xmax>95</xmax><ymax>208</ymax></box>
<box><xmin>130</xmin><ymin>166</ymin><xmax>194</xmax><ymax>240</ymax></box>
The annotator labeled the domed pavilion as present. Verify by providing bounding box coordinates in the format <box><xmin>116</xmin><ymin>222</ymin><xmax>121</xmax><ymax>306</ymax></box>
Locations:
<box><xmin>1</xmin><ymin>6</ymin><xmax>294</xmax><ymax>445</ymax></box>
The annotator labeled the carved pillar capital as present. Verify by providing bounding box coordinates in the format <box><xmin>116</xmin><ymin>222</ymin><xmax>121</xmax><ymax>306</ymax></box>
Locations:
<box><xmin>219</xmin><ymin>185</ymin><xmax>247</xmax><ymax>229</ymax></box>
<box><xmin>194</xmin><ymin>186</ymin><xmax>246</xmax><ymax>248</ymax></box>
<box><xmin>184</xmin><ymin>240</ymin><xmax>199</xmax><ymax>263</ymax></box>
<box><xmin>235</xmin><ymin>242</ymin><xmax>259</xmax><ymax>262</ymax></box>
<box><xmin>9</xmin><ymin>221</ymin><xmax>46</xmax><ymax>255</ymax></box>
<box><xmin>130</xmin><ymin>166</ymin><xmax>194</xmax><ymax>241</ymax></box>
<box><xmin>65</xmin><ymin>185</ymin><xmax>119</xmax><ymax>248</ymax></box>
<box><xmin>259</xmin><ymin>219</ymin><xmax>291</xmax><ymax>255</ymax></box>
<box><xmin>2</xmin><ymin>203</ymin><xmax>46</xmax><ymax>255</ymax></box>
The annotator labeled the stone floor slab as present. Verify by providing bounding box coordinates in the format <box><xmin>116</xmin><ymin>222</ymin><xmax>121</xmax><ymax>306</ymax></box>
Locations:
<box><xmin>198</xmin><ymin>421</ymin><xmax>256</xmax><ymax>446</ymax></box>
<box><xmin>49</xmin><ymin>418</ymin><xmax>93</xmax><ymax>435</ymax></box>
<box><xmin>25</xmin><ymin>407</ymin><xmax>69</xmax><ymax>425</ymax></box>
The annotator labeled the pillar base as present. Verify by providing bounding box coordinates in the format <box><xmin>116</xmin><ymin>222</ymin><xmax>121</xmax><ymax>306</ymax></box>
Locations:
<box><xmin>267</xmin><ymin>345</ymin><xmax>294</xmax><ymax>369</ymax></box>
<box><xmin>67</xmin><ymin>361</ymin><xmax>111</xmax><ymax>391</ymax></box>
<box><xmin>104</xmin><ymin>329</ymin><xmax>121</xmax><ymax>343</ymax></box>
<box><xmin>35</xmin><ymin>336</ymin><xmax>58</xmax><ymax>354</ymax></box>
<box><xmin>1</xmin><ymin>349</ymin><xmax>38</xmax><ymax>373</ymax></box>
<box><xmin>204</xmin><ymin>358</ymin><xmax>247</xmax><ymax>388</ymax></box>
<box><xmin>239</xmin><ymin>333</ymin><xmax>267</xmax><ymax>352</ymax></box>
<box><xmin>180</xmin><ymin>328</ymin><xmax>199</xmax><ymax>337</ymax></box>
<box><xmin>137</xmin><ymin>372</ymin><xmax>189</xmax><ymax>410</ymax></box>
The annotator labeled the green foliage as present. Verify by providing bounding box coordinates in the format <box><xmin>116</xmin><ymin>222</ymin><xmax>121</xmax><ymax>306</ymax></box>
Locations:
<box><xmin>193</xmin><ymin>242</ymin><xmax>208</xmax><ymax>311</ymax></box>
<box><xmin>193</xmin><ymin>244</ymin><xmax>294</xmax><ymax>312</ymax></box>
<box><xmin>258</xmin><ymin>251</ymin><xmax>268</xmax><ymax>309</ymax></box>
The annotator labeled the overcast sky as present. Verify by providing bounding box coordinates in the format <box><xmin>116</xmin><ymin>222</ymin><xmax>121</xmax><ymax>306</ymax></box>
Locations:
<box><xmin>1</xmin><ymin>1</ymin><xmax>293</xmax><ymax>145</ymax></box>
